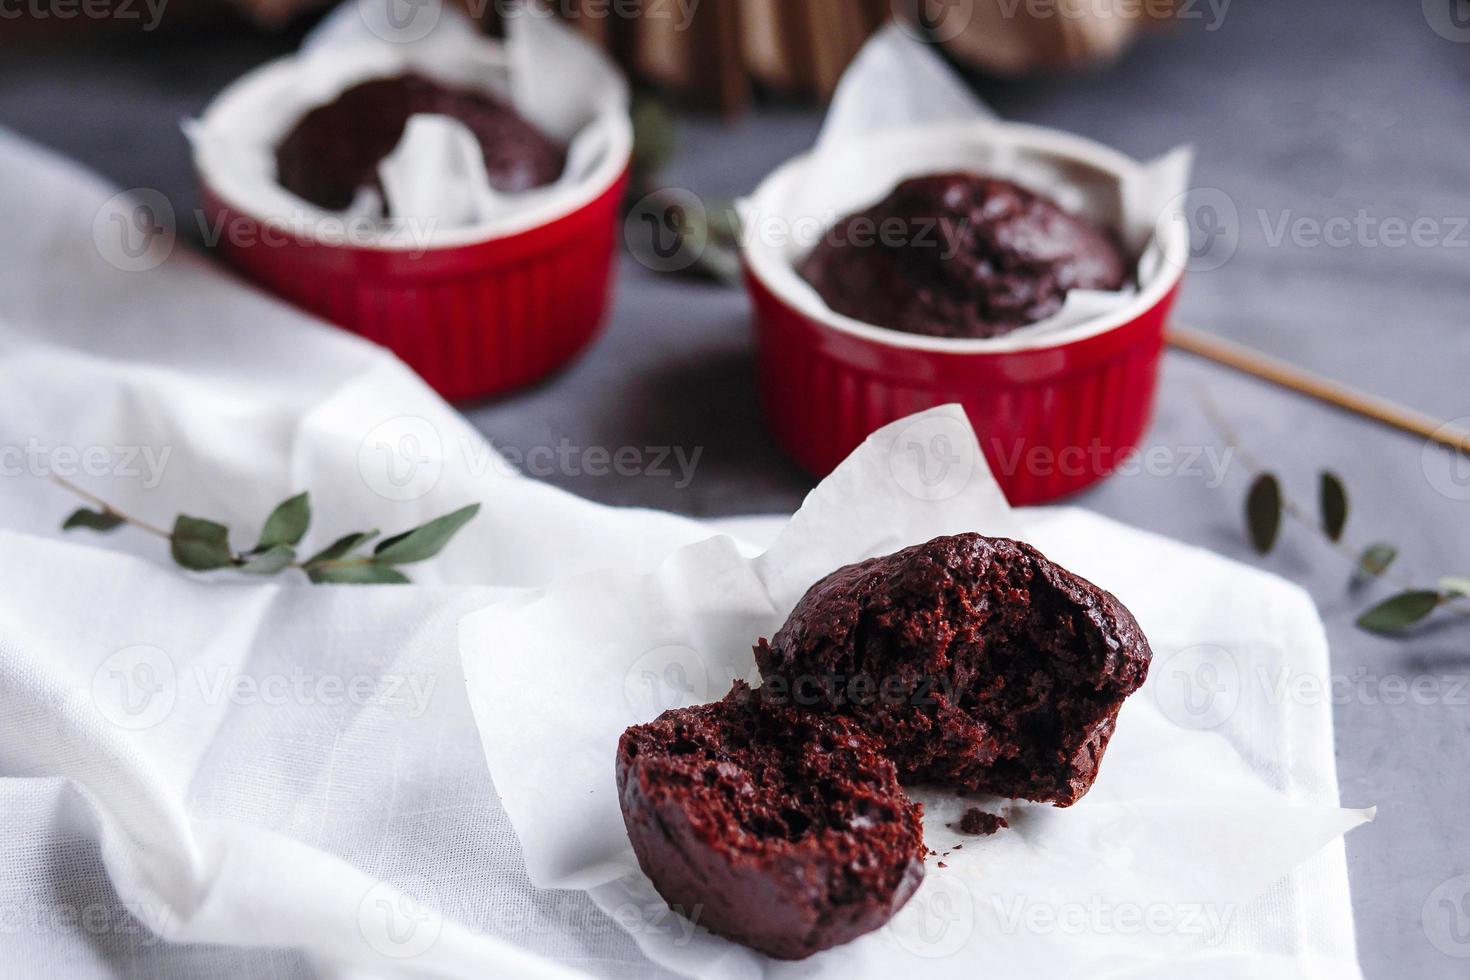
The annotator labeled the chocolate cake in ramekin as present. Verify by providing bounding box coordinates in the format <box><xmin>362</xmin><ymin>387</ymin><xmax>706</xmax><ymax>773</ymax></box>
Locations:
<box><xmin>193</xmin><ymin>22</ymin><xmax>632</xmax><ymax>402</ymax></box>
<box><xmin>743</xmin><ymin>121</ymin><xmax>1190</xmax><ymax>504</ymax></box>
<box><xmin>798</xmin><ymin>172</ymin><xmax>1130</xmax><ymax>341</ymax></box>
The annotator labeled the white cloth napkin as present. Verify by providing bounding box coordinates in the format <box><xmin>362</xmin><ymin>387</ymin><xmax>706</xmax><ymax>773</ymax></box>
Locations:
<box><xmin>0</xmin><ymin>126</ymin><xmax>1364</xmax><ymax>980</ymax></box>
<box><xmin>0</xmin><ymin>128</ymin><xmax>714</xmax><ymax>980</ymax></box>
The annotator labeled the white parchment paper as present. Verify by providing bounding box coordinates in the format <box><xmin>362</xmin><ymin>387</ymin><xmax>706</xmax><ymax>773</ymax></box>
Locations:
<box><xmin>461</xmin><ymin>407</ymin><xmax>1372</xmax><ymax>979</ymax></box>
<box><xmin>743</xmin><ymin>25</ymin><xmax>1193</xmax><ymax>350</ymax></box>
<box><xmin>188</xmin><ymin>0</ymin><xmax>628</xmax><ymax>242</ymax></box>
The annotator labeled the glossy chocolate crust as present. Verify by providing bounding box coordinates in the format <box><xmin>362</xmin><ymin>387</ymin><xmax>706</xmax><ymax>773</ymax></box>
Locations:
<box><xmin>797</xmin><ymin>173</ymin><xmax>1128</xmax><ymax>339</ymax></box>
<box><xmin>275</xmin><ymin>73</ymin><xmax>566</xmax><ymax>211</ymax></box>
<box><xmin>616</xmin><ymin>681</ymin><xmax>926</xmax><ymax>960</ymax></box>
<box><xmin>755</xmin><ymin>533</ymin><xmax>1151</xmax><ymax>807</ymax></box>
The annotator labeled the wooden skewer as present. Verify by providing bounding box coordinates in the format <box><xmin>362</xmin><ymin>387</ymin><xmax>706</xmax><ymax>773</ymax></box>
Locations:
<box><xmin>1168</xmin><ymin>325</ymin><xmax>1470</xmax><ymax>455</ymax></box>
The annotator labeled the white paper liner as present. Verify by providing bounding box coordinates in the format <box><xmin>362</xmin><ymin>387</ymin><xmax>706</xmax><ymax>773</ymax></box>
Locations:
<box><xmin>460</xmin><ymin>405</ymin><xmax>1372</xmax><ymax>979</ymax></box>
<box><xmin>741</xmin><ymin>25</ymin><xmax>1195</xmax><ymax>353</ymax></box>
<box><xmin>187</xmin><ymin>0</ymin><xmax>630</xmax><ymax>249</ymax></box>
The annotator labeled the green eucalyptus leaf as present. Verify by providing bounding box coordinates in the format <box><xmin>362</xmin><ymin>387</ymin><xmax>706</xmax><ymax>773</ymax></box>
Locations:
<box><xmin>307</xmin><ymin>562</ymin><xmax>412</xmax><ymax>585</ymax></box>
<box><xmin>240</xmin><ymin>544</ymin><xmax>296</xmax><ymax>575</ymax></box>
<box><xmin>305</xmin><ymin>530</ymin><xmax>380</xmax><ymax>566</ymax></box>
<box><xmin>678</xmin><ymin>201</ymin><xmax>742</xmax><ymax>285</ymax></box>
<box><xmin>693</xmin><ymin>240</ymin><xmax>743</xmax><ymax>286</ymax></box>
<box><xmin>1245</xmin><ymin>473</ymin><xmax>1283</xmax><ymax>555</ymax></box>
<box><xmin>374</xmin><ymin>504</ymin><xmax>481</xmax><ymax>565</ymax></box>
<box><xmin>1438</xmin><ymin>576</ymin><xmax>1470</xmax><ymax>598</ymax></box>
<box><xmin>1356</xmin><ymin>590</ymin><xmax>1442</xmax><ymax>635</ymax></box>
<box><xmin>171</xmin><ymin>515</ymin><xmax>236</xmax><ymax>571</ymax></box>
<box><xmin>1319</xmin><ymin>471</ymin><xmax>1348</xmax><ymax>542</ymax></box>
<box><xmin>258</xmin><ymin>492</ymin><xmax>310</xmax><ymax>549</ymax></box>
<box><xmin>63</xmin><ymin>508</ymin><xmax>124</xmax><ymax>533</ymax></box>
<box><xmin>706</xmin><ymin>202</ymin><xmax>743</xmax><ymax>244</ymax></box>
<box><xmin>1356</xmin><ymin>543</ymin><xmax>1398</xmax><ymax>580</ymax></box>
<box><xmin>631</xmin><ymin>97</ymin><xmax>677</xmax><ymax>178</ymax></box>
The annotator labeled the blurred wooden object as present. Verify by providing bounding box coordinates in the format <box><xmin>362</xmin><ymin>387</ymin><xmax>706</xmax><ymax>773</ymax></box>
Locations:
<box><xmin>632</xmin><ymin>0</ymin><xmax>746</xmax><ymax>113</ymax></box>
<box><xmin>1170</xmin><ymin>327</ymin><xmax>1470</xmax><ymax>454</ymax></box>
<box><xmin>7</xmin><ymin>0</ymin><xmax>1169</xmax><ymax>114</ymax></box>
<box><xmin>558</xmin><ymin>0</ymin><xmax>1168</xmax><ymax>115</ymax></box>
<box><xmin>937</xmin><ymin>0</ymin><xmax>1177</xmax><ymax>76</ymax></box>
<box><xmin>562</xmin><ymin>0</ymin><xmax>890</xmax><ymax>116</ymax></box>
<box><xmin>9</xmin><ymin>0</ymin><xmax>1168</xmax><ymax>114</ymax></box>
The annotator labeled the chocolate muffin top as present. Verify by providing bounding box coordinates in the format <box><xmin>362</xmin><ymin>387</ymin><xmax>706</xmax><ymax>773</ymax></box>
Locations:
<box><xmin>275</xmin><ymin>73</ymin><xmax>566</xmax><ymax>212</ymax></box>
<box><xmin>798</xmin><ymin>173</ymin><xmax>1128</xmax><ymax>340</ymax></box>
<box><xmin>755</xmin><ymin>533</ymin><xmax>1151</xmax><ymax>806</ymax></box>
<box><xmin>616</xmin><ymin>681</ymin><xmax>926</xmax><ymax>960</ymax></box>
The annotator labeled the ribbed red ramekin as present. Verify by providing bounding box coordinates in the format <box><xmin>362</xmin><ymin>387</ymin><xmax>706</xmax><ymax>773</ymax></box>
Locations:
<box><xmin>193</xmin><ymin>57</ymin><xmax>632</xmax><ymax>404</ymax></box>
<box><xmin>198</xmin><ymin>172</ymin><xmax>627</xmax><ymax>402</ymax></box>
<box><xmin>743</xmin><ymin>122</ymin><xmax>1188</xmax><ymax>505</ymax></box>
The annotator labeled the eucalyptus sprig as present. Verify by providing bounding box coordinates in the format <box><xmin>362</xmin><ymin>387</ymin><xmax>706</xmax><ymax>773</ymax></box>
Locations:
<box><xmin>1196</xmin><ymin>388</ymin><xmax>1470</xmax><ymax>636</ymax></box>
<box><xmin>627</xmin><ymin>95</ymin><xmax>743</xmax><ymax>286</ymax></box>
<box><xmin>55</xmin><ymin>476</ymin><xmax>479</xmax><ymax>585</ymax></box>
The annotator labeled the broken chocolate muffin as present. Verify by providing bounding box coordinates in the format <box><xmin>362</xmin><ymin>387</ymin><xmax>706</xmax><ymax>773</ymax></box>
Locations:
<box><xmin>798</xmin><ymin>173</ymin><xmax>1128</xmax><ymax>340</ymax></box>
<box><xmin>275</xmin><ymin>73</ymin><xmax>566</xmax><ymax>212</ymax></box>
<box><xmin>616</xmin><ymin>681</ymin><xmax>925</xmax><ymax>960</ymax></box>
<box><xmin>755</xmin><ymin>533</ymin><xmax>1150</xmax><ymax>807</ymax></box>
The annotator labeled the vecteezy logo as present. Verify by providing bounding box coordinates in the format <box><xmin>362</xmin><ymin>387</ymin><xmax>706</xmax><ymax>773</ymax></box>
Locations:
<box><xmin>357</xmin><ymin>417</ymin><xmax>444</xmax><ymax>502</ymax></box>
<box><xmin>1425</xmin><ymin>0</ymin><xmax>1470</xmax><ymax>42</ymax></box>
<box><xmin>1421</xmin><ymin>418</ymin><xmax>1470</xmax><ymax>501</ymax></box>
<box><xmin>891</xmin><ymin>0</ymin><xmax>976</xmax><ymax>43</ymax></box>
<box><xmin>358</xmin><ymin>875</ymin><xmax>443</xmax><ymax>960</ymax></box>
<box><xmin>91</xmin><ymin>645</ymin><xmax>177</xmax><ymax>731</ymax></box>
<box><xmin>361</xmin><ymin>0</ymin><xmax>442</xmax><ymax>44</ymax></box>
<box><xmin>1157</xmin><ymin>187</ymin><xmax>1240</xmax><ymax>273</ymax></box>
<box><xmin>1423</xmin><ymin>874</ymin><xmax>1470</xmax><ymax>957</ymax></box>
<box><xmin>624</xmin><ymin>645</ymin><xmax>710</xmax><ymax>722</ymax></box>
<box><xmin>890</xmin><ymin>876</ymin><xmax>975</xmax><ymax>958</ymax></box>
<box><xmin>889</xmin><ymin>414</ymin><xmax>977</xmax><ymax>502</ymax></box>
<box><xmin>1150</xmin><ymin>644</ymin><xmax>1241</xmax><ymax>731</ymax></box>
<box><xmin>93</xmin><ymin>189</ymin><xmax>176</xmax><ymax>273</ymax></box>
<box><xmin>624</xmin><ymin>189</ymin><xmax>706</xmax><ymax>273</ymax></box>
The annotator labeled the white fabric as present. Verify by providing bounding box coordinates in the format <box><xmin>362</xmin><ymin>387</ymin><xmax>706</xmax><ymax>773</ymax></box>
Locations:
<box><xmin>0</xmin><ymin>128</ymin><xmax>710</xmax><ymax>980</ymax></box>
<box><xmin>0</xmin><ymin>127</ymin><xmax>1364</xmax><ymax>980</ymax></box>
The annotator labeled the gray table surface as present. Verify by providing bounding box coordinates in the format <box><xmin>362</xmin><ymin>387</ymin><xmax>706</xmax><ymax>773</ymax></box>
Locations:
<box><xmin>3</xmin><ymin>0</ymin><xmax>1467</xmax><ymax>976</ymax></box>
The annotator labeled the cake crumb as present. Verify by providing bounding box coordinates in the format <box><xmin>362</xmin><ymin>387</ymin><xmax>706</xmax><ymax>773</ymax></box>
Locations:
<box><xmin>954</xmin><ymin>808</ymin><xmax>1008</xmax><ymax>837</ymax></box>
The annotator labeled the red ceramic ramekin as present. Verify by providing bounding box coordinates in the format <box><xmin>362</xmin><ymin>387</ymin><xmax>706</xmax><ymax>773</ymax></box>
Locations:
<box><xmin>193</xmin><ymin>56</ymin><xmax>633</xmax><ymax>404</ymax></box>
<box><xmin>743</xmin><ymin>122</ymin><xmax>1188</xmax><ymax>505</ymax></box>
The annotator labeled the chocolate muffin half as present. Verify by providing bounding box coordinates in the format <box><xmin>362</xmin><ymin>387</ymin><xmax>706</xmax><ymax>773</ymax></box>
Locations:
<box><xmin>275</xmin><ymin>73</ymin><xmax>566</xmax><ymax>212</ymax></box>
<box><xmin>755</xmin><ymin>533</ymin><xmax>1151</xmax><ymax>807</ymax></box>
<box><xmin>798</xmin><ymin>173</ymin><xmax>1128</xmax><ymax>340</ymax></box>
<box><xmin>616</xmin><ymin>681</ymin><xmax>925</xmax><ymax>960</ymax></box>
